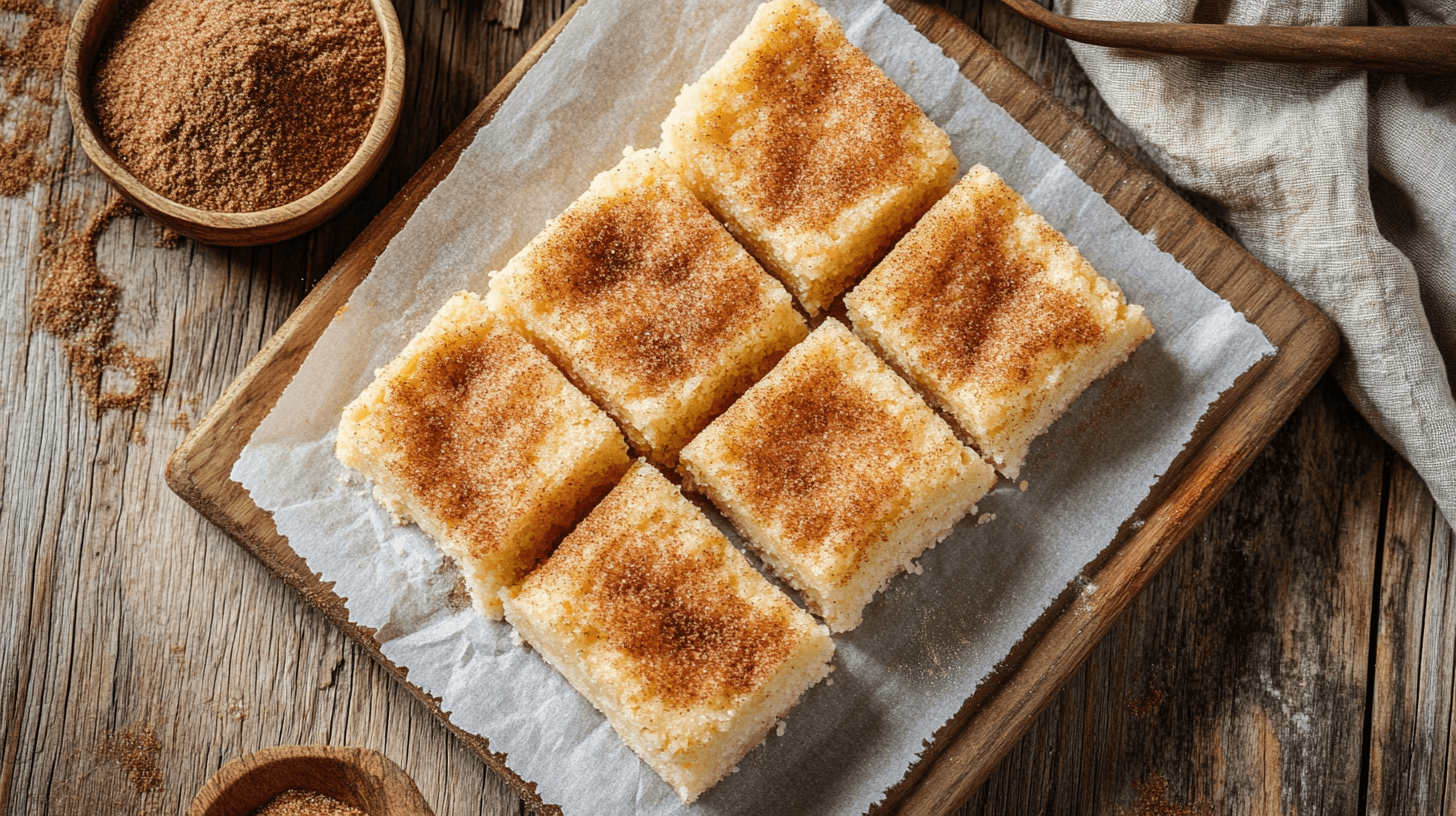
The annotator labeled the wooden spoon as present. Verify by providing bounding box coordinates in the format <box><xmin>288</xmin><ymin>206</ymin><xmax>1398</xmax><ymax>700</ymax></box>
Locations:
<box><xmin>999</xmin><ymin>0</ymin><xmax>1456</xmax><ymax>74</ymax></box>
<box><xmin>186</xmin><ymin>745</ymin><xmax>434</xmax><ymax>816</ymax></box>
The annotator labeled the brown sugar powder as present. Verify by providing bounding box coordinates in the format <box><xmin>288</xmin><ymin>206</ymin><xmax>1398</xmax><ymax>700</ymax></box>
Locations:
<box><xmin>253</xmin><ymin>790</ymin><xmax>367</xmax><ymax>816</ymax></box>
<box><xmin>32</xmin><ymin>194</ymin><xmax>162</xmax><ymax>415</ymax></box>
<box><xmin>0</xmin><ymin>0</ymin><xmax>68</xmax><ymax>196</ymax></box>
<box><xmin>97</xmin><ymin>723</ymin><xmax>164</xmax><ymax>794</ymax></box>
<box><xmin>90</xmin><ymin>0</ymin><xmax>386</xmax><ymax>212</ymax></box>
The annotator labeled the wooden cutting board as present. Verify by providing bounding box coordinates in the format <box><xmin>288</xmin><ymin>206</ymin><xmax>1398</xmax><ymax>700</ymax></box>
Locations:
<box><xmin>165</xmin><ymin>2</ymin><xmax>1338</xmax><ymax>814</ymax></box>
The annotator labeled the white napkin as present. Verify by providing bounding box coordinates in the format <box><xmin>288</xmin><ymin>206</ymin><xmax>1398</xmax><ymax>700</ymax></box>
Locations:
<box><xmin>1059</xmin><ymin>0</ymin><xmax>1456</xmax><ymax>523</ymax></box>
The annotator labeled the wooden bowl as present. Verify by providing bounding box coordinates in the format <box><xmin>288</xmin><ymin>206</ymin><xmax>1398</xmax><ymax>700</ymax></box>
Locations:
<box><xmin>186</xmin><ymin>745</ymin><xmax>434</xmax><ymax>816</ymax></box>
<box><xmin>62</xmin><ymin>0</ymin><xmax>406</xmax><ymax>247</ymax></box>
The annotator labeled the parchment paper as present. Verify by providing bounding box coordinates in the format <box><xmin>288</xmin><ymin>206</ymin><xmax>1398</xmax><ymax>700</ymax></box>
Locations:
<box><xmin>233</xmin><ymin>1</ymin><xmax>1275</xmax><ymax>812</ymax></box>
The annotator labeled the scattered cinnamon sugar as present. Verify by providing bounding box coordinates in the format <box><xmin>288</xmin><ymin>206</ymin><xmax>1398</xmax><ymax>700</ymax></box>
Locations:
<box><xmin>253</xmin><ymin>789</ymin><xmax>367</xmax><ymax>816</ymax></box>
<box><xmin>31</xmin><ymin>194</ymin><xmax>162</xmax><ymax>415</ymax></box>
<box><xmin>156</xmin><ymin>227</ymin><xmax>182</xmax><ymax>249</ymax></box>
<box><xmin>90</xmin><ymin>0</ymin><xmax>386</xmax><ymax>212</ymax></box>
<box><xmin>0</xmin><ymin>0</ymin><xmax>68</xmax><ymax>196</ymax></box>
<box><xmin>223</xmin><ymin>697</ymin><xmax>249</xmax><ymax>721</ymax></box>
<box><xmin>97</xmin><ymin>723</ymin><xmax>164</xmax><ymax>793</ymax></box>
<box><xmin>1120</xmin><ymin>774</ymin><xmax>1201</xmax><ymax>816</ymax></box>
<box><xmin>171</xmin><ymin>411</ymin><xmax>192</xmax><ymax>432</ymax></box>
<box><xmin>1127</xmin><ymin>681</ymin><xmax>1165</xmax><ymax>716</ymax></box>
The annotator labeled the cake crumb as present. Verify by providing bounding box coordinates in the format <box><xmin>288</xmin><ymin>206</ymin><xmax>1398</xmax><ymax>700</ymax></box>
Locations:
<box><xmin>775</xmin><ymin>720</ymin><xmax>787</xmax><ymax>737</ymax></box>
<box><xmin>977</xmin><ymin>512</ymin><xmax>996</xmax><ymax>525</ymax></box>
<box><xmin>1019</xmin><ymin>480</ymin><xmax>1028</xmax><ymax>491</ymax></box>
<box><xmin>224</xmin><ymin>697</ymin><xmax>249</xmax><ymax>721</ymax></box>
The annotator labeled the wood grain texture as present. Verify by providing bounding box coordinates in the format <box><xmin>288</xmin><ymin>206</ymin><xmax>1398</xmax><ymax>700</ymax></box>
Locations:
<box><xmin>1</xmin><ymin>2</ymin><xmax>571</xmax><ymax>815</ymax></box>
<box><xmin>954</xmin><ymin>375</ymin><xmax>1386</xmax><ymax>815</ymax></box>
<box><xmin>2</xmin><ymin>2</ymin><xmax>1451</xmax><ymax>816</ymax></box>
<box><xmin>1368</xmin><ymin>456</ymin><xmax>1456</xmax><ymax>816</ymax></box>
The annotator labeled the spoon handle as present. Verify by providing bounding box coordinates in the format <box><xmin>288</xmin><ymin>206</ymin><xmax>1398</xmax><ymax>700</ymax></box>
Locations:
<box><xmin>1000</xmin><ymin>0</ymin><xmax>1456</xmax><ymax>74</ymax></box>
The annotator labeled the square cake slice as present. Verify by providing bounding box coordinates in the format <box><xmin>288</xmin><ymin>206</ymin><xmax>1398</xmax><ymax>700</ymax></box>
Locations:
<box><xmin>659</xmin><ymin>0</ymin><xmax>957</xmax><ymax>315</ymax></box>
<box><xmin>487</xmin><ymin>147</ymin><xmax>807</xmax><ymax>468</ymax></box>
<box><xmin>501</xmin><ymin>461</ymin><xmax>834</xmax><ymax>804</ymax></box>
<box><xmin>679</xmin><ymin>319</ymin><xmax>997</xmax><ymax>632</ymax></box>
<box><xmin>336</xmin><ymin>292</ymin><xmax>630</xmax><ymax>619</ymax></box>
<box><xmin>845</xmin><ymin>164</ymin><xmax>1156</xmax><ymax>479</ymax></box>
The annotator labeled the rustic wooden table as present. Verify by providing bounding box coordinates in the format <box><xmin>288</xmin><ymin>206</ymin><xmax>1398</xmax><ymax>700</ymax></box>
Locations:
<box><xmin>2</xmin><ymin>1</ymin><xmax>1451</xmax><ymax>815</ymax></box>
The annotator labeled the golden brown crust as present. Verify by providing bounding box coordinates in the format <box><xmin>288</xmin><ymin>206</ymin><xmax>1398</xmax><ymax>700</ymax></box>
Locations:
<box><xmin>377</xmin><ymin>320</ymin><xmax>560</xmax><ymax>557</ymax></box>
<box><xmin>528</xmin><ymin>466</ymin><xmax>800</xmax><ymax>707</ymax></box>
<box><xmin>659</xmin><ymin>0</ymin><xmax>957</xmax><ymax>315</ymax></box>
<box><xmin>725</xmin><ymin>1</ymin><xmax>927</xmax><ymax>231</ymax></box>
<box><xmin>715</xmin><ymin>358</ymin><xmax>907</xmax><ymax>582</ymax></box>
<box><xmin>516</xmin><ymin>183</ymin><xmax>766</xmax><ymax>394</ymax></box>
<box><xmin>861</xmin><ymin>171</ymin><xmax>1105</xmax><ymax>393</ymax></box>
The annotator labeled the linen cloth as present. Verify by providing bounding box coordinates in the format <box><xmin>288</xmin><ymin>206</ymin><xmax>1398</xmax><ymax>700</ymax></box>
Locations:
<box><xmin>1058</xmin><ymin>0</ymin><xmax>1456</xmax><ymax>524</ymax></box>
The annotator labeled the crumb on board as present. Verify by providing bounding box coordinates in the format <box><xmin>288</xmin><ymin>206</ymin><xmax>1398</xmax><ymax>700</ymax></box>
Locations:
<box><xmin>1120</xmin><ymin>773</ymin><xmax>1199</xmax><ymax>816</ymax></box>
<box><xmin>97</xmin><ymin>723</ymin><xmax>163</xmax><ymax>793</ymax></box>
<box><xmin>1127</xmin><ymin>682</ymin><xmax>1165</xmax><ymax>717</ymax></box>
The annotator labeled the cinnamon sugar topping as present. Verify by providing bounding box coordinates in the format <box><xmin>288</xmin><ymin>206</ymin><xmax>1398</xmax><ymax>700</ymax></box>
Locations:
<box><xmin>876</xmin><ymin>176</ymin><xmax>1105</xmax><ymax>390</ymax></box>
<box><xmin>524</xmin><ymin>187</ymin><xmax>761</xmax><ymax>391</ymax></box>
<box><xmin>723</xmin><ymin>358</ymin><xmax>907</xmax><ymax>569</ymax></box>
<box><xmin>378</xmin><ymin>322</ymin><xmax>555</xmax><ymax>552</ymax></box>
<box><xmin>729</xmin><ymin>4</ymin><xmax>924</xmax><ymax>229</ymax></box>
<box><xmin>583</xmin><ymin>506</ymin><xmax>795</xmax><ymax>705</ymax></box>
<box><xmin>529</xmin><ymin>466</ymin><xmax>800</xmax><ymax>706</ymax></box>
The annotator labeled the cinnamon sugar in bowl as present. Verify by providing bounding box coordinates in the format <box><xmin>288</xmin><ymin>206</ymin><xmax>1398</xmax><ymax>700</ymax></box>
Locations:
<box><xmin>63</xmin><ymin>0</ymin><xmax>404</xmax><ymax>246</ymax></box>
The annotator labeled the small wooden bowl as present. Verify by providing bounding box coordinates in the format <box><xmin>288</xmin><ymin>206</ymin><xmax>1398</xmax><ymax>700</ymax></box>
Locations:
<box><xmin>62</xmin><ymin>0</ymin><xmax>406</xmax><ymax>246</ymax></box>
<box><xmin>186</xmin><ymin>745</ymin><xmax>434</xmax><ymax>816</ymax></box>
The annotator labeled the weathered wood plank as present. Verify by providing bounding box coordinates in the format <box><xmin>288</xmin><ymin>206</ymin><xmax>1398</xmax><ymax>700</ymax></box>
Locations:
<box><xmin>1368</xmin><ymin>456</ymin><xmax>1456</xmax><ymax>816</ymax></box>
<box><xmin>959</xmin><ymin>374</ymin><xmax>1386</xmax><ymax>815</ymax></box>
<box><xmin>1</xmin><ymin>2</ymin><xmax>565</xmax><ymax>815</ymax></box>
